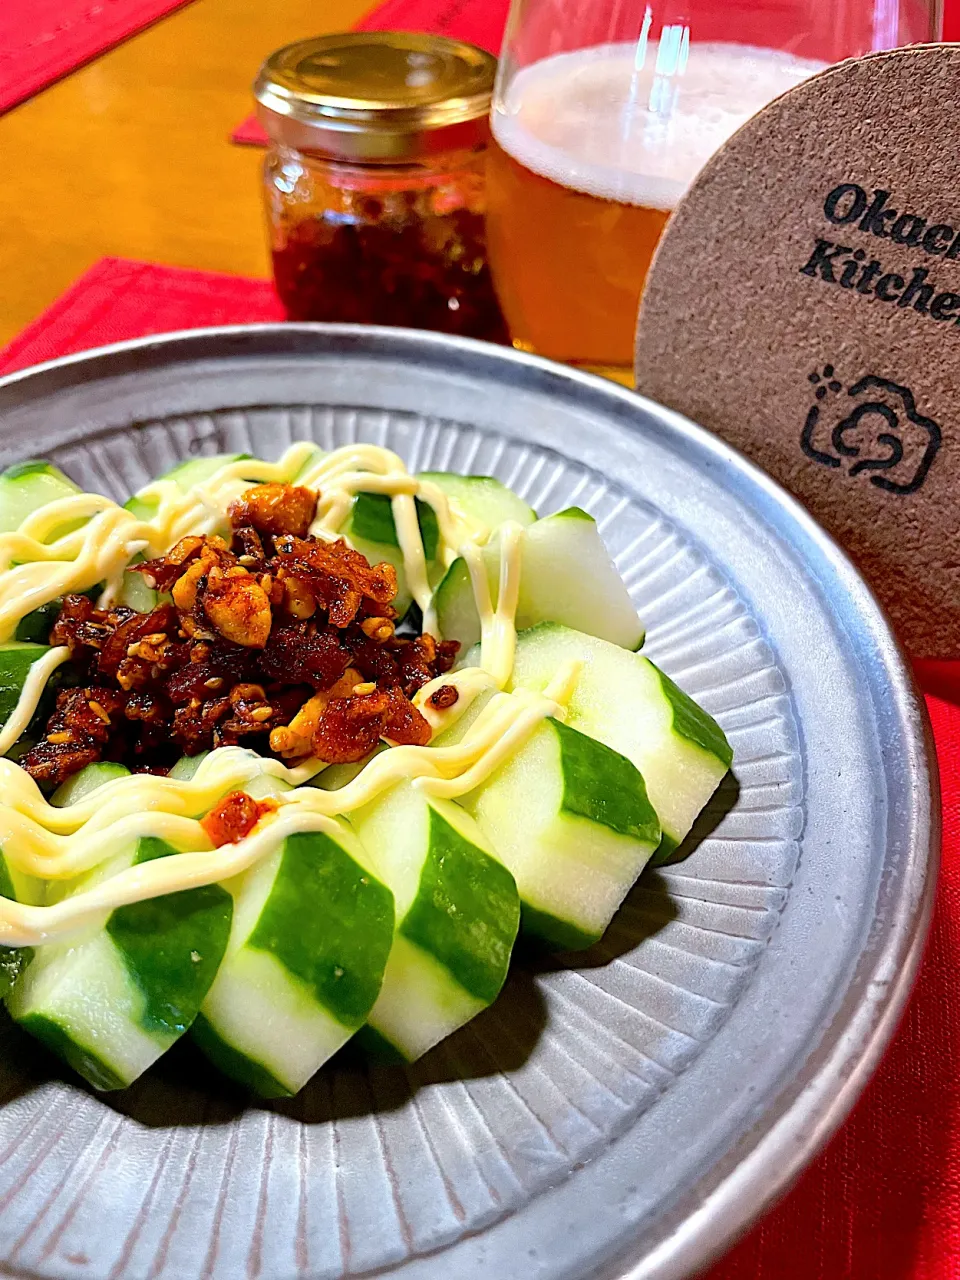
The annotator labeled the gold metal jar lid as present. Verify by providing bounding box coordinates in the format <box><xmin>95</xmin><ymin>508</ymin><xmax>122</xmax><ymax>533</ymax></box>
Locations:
<box><xmin>254</xmin><ymin>31</ymin><xmax>497</xmax><ymax>162</ymax></box>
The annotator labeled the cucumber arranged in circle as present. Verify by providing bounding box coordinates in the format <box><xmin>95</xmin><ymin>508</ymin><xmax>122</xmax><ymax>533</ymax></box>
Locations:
<box><xmin>442</xmin><ymin>704</ymin><xmax>661</xmax><ymax>950</ymax></box>
<box><xmin>192</xmin><ymin>821</ymin><xmax>394</xmax><ymax>1097</ymax></box>
<box><xmin>508</xmin><ymin>623</ymin><xmax>733</xmax><ymax>862</ymax></box>
<box><xmin>435</xmin><ymin>507</ymin><xmax>644</xmax><ymax>652</ymax></box>
<box><xmin>8</xmin><ymin>763</ymin><xmax>233</xmax><ymax>1091</ymax></box>
<box><xmin>349</xmin><ymin>786</ymin><xmax>520</xmax><ymax>1062</ymax></box>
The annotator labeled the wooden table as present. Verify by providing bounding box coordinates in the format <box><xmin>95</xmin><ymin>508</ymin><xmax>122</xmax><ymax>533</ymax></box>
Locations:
<box><xmin>0</xmin><ymin>0</ymin><xmax>372</xmax><ymax>345</ymax></box>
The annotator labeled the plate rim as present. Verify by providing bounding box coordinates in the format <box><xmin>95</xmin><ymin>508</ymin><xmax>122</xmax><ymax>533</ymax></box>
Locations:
<box><xmin>0</xmin><ymin>323</ymin><xmax>940</xmax><ymax>1280</ymax></box>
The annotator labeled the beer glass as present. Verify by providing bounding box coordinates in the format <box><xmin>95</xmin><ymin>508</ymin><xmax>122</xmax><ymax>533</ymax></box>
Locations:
<box><xmin>486</xmin><ymin>0</ymin><xmax>942</xmax><ymax>381</ymax></box>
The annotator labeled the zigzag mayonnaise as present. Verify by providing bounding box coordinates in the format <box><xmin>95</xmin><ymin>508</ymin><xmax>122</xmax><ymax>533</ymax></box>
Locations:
<box><xmin>0</xmin><ymin>446</ymin><xmax>571</xmax><ymax>947</ymax></box>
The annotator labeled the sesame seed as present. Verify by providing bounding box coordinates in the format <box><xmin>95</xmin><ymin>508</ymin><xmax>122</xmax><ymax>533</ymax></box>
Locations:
<box><xmin>146</xmin><ymin>632</ymin><xmax>167</xmax><ymax>645</ymax></box>
<box><xmin>142</xmin><ymin>574</ymin><xmax>158</xmax><ymax>590</ymax></box>
<box><xmin>352</xmin><ymin>681</ymin><xmax>376</xmax><ymax>696</ymax></box>
<box><xmin>87</xmin><ymin>700</ymin><xmax>111</xmax><ymax>723</ymax></box>
<box><xmin>238</xmin><ymin>555</ymin><xmax>258</xmax><ymax>567</ymax></box>
<box><xmin>204</xmin><ymin>677</ymin><xmax>224</xmax><ymax>691</ymax></box>
<box><xmin>47</xmin><ymin>732</ymin><xmax>73</xmax><ymax>744</ymax></box>
<box><xmin>250</xmin><ymin>706</ymin><xmax>273</xmax><ymax>722</ymax></box>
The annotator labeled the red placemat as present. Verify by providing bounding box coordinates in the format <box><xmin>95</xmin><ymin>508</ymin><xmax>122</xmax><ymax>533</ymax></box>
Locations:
<box><xmin>0</xmin><ymin>0</ymin><xmax>195</xmax><ymax>115</ymax></box>
<box><xmin>0</xmin><ymin>256</ymin><xmax>957</xmax><ymax>1280</ymax></box>
<box><xmin>0</xmin><ymin>258</ymin><xmax>283</xmax><ymax>377</ymax></box>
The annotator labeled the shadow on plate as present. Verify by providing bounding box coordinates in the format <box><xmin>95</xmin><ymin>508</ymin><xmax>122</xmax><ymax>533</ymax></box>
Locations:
<box><xmin>658</xmin><ymin>772</ymin><xmax>741</xmax><ymax>868</ymax></box>
<box><xmin>0</xmin><ymin>866</ymin><xmax>684</xmax><ymax>1129</ymax></box>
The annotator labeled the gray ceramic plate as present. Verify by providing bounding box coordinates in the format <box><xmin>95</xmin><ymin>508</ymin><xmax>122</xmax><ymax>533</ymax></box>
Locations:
<box><xmin>0</xmin><ymin>326</ymin><xmax>937</xmax><ymax>1280</ymax></box>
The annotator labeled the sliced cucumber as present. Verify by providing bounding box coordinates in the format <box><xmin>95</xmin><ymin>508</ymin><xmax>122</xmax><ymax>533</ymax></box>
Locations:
<box><xmin>15</xmin><ymin>599</ymin><xmax>63</xmax><ymax>645</ymax></box>
<box><xmin>340</xmin><ymin>476</ymin><xmax>535</xmax><ymax>616</ymax></box>
<box><xmin>508</xmin><ymin>623</ymin><xmax>733</xmax><ymax>862</ymax></box>
<box><xmin>435</xmin><ymin>508</ymin><xmax>644</xmax><ymax>652</ymax></box>
<box><xmin>8</xmin><ymin>824</ymin><xmax>233</xmax><ymax>1091</ymax></box>
<box><xmin>418</xmin><ymin>472</ymin><xmax>536</xmax><ymax>535</ymax></box>
<box><xmin>0</xmin><ymin>851</ymin><xmax>44</xmax><ymax>999</ymax></box>
<box><xmin>350</xmin><ymin>786</ymin><xmax>519</xmax><ymax>1062</ymax></box>
<box><xmin>123</xmin><ymin>453</ymin><xmax>249</xmax><ymax>521</ymax></box>
<box><xmin>0</xmin><ymin>642</ymin><xmax>58</xmax><ymax>743</ymax></box>
<box><xmin>192</xmin><ymin>822</ymin><xmax>394</xmax><ymax>1097</ymax></box>
<box><xmin>339</xmin><ymin>495</ymin><xmax>439</xmax><ymax>616</ymax></box>
<box><xmin>50</xmin><ymin>761</ymin><xmax>132</xmax><ymax>808</ymax></box>
<box><xmin>117</xmin><ymin>557</ymin><xmax>159</xmax><ymax>612</ymax></box>
<box><xmin>0</xmin><ymin>461</ymin><xmax>82</xmax><ymax>534</ymax></box>
<box><xmin>292</xmin><ymin>446</ymin><xmax>326</xmax><ymax>482</ymax></box>
<box><xmin>450</xmin><ymin>711</ymin><xmax>660</xmax><ymax>949</ymax></box>
<box><xmin>167</xmin><ymin>752</ymin><xmax>209</xmax><ymax>782</ymax></box>
<box><xmin>351</xmin><ymin>492</ymin><xmax>440</xmax><ymax>562</ymax></box>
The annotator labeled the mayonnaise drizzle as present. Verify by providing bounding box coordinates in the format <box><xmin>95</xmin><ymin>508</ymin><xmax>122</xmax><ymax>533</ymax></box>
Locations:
<box><xmin>0</xmin><ymin>646</ymin><xmax>70</xmax><ymax>757</ymax></box>
<box><xmin>0</xmin><ymin>442</ymin><xmax>560</xmax><ymax>946</ymax></box>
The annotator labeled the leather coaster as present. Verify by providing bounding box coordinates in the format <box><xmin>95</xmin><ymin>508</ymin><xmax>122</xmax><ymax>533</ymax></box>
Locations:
<box><xmin>635</xmin><ymin>44</ymin><xmax>960</xmax><ymax>658</ymax></box>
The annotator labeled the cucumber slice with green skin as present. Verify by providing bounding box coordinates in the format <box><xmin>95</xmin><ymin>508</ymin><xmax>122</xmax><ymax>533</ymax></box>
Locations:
<box><xmin>350</xmin><ymin>477</ymin><xmax>535</xmax><ymax>561</ymax></box>
<box><xmin>507</xmin><ymin>623</ymin><xmax>733</xmax><ymax>863</ymax></box>
<box><xmin>8</xmin><ymin>830</ymin><xmax>233</xmax><ymax>1092</ymax></box>
<box><xmin>418</xmin><ymin>473</ymin><xmax>536</xmax><ymax>533</ymax></box>
<box><xmin>0</xmin><ymin>851</ymin><xmax>45</xmax><ymax>999</ymax></box>
<box><xmin>292</xmin><ymin>446</ymin><xmax>326</xmax><ymax>482</ymax></box>
<box><xmin>15</xmin><ymin>598</ymin><xmax>64</xmax><ymax>645</ymax></box>
<box><xmin>451</xmin><ymin>710</ymin><xmax>660</xmax><ymax>949</ymax></box>
<box><xmin>431</xmin><ymin>559</ymin><xmax>478</xmax><ymax>650</ymax></box>
<box><xmin>50</xmin><ymin>761</ymin><xmax>132</xmax><ymax>807</ymax></box>
<box><xmin>0</xmin><ymin>642</ymin><xmax>51</xmax><ymax>725</ymax></box>
<box><xmin>350</xmin><ymin>786</ymin><xmax>520</xmax><ymax>1062</ymax></box>
<box><xmin>15</xmin><ymin>567</ymin><xmax>155</xmax><ymax>641</ymax></box>
<box><xmin>193</xmin><ymin>823</ymin><xmax>394</xmax><ymax>1097</ymax></box>
<box><xmin>0</xmin><ymin>461</ymin><xmax>82</xmax><ymax>534</ymax></box>
<box><xmin>117</xmin><ymin>556</ymin><xmax>159</xmax><ymax>612</ymax></box>
<box><xmin>341</xmin><ymin>477</ymin><xmax>535</xmax><ymax>617</ymax></box>
<box><xmin>351</xmin><ymin>492</ymin><xmax>440</xmax><ymax>562</ymax></box>
<box><xmin>0</xmin><ymin>642</ymin><xmax>62</xmax><ymax>744</ymax></box>
<box><xmin>165</xmin><ymin>753</ymin><xmax>294</xmax><ymax>798</ymax></box>
<box><xmin>123</xmin><ymin>453</ymin><xmax>250</xmax><ymax>521</ymax></box>
<box><xmin>311</xmin><ymin>747</ymin><xmax>384</xmax><ymax>791</ymax></box>
<box><xmin>435</xmin><ymin>507</ymin><xmax>644</xmax><ymax>652</ymax></box>
<box><xmin>340</xmin><ymin>495</ymin><xmax>439</xmax><ymax>616</ymax></box>
<box><xmin>167</xmin><ymin>752</ymin><xmax>209</xmax><ymax>781</ymax></box>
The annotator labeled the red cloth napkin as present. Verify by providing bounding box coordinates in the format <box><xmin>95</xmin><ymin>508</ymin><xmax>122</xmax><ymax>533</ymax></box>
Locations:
<box><xmin>0</xmin><ymin>0</ymin><xmax>195</xmax><ymax>115</ymax></box>
<box><xmin>0</xmin><ymin>258</ymin><xmax>283</xmax><ymax>377</ymax></box>
<box><xmin>0</xmin><ymin>256</ymin><xmax>957</xmax><ymax>1279</ymax></box>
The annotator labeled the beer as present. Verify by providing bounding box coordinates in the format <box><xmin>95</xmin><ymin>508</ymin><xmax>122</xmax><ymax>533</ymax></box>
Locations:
<box><xmin>487</xmin><ymin>42</ymin><xmax>823</xmax><ymax>378</ymax></box>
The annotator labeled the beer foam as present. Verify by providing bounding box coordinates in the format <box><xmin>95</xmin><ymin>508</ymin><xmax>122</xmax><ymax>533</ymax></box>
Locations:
<box><xmin>492</xmin><ymin>42</ymin><xmax>825</xmax><ymax>210</ymax></box>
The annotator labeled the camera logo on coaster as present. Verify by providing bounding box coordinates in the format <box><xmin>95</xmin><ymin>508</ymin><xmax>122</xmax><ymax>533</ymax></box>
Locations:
<box><xmin>801</xmin><ymin>367</ymin><xmax>942</xmax><ymax>495</ymax></box>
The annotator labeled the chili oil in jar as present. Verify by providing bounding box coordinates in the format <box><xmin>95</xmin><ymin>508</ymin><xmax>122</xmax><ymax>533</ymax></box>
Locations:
<box><xmin>255</xmin><ymin>32</ymin><xmax>508</xmax><ymax>343</ymax></box>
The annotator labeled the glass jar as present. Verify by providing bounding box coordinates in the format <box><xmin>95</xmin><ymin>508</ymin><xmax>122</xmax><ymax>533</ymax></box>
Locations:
<box><xmin>255</xmin><ymin>32</ymin><xmax>509</xmax><ymax>344</ymax></box>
